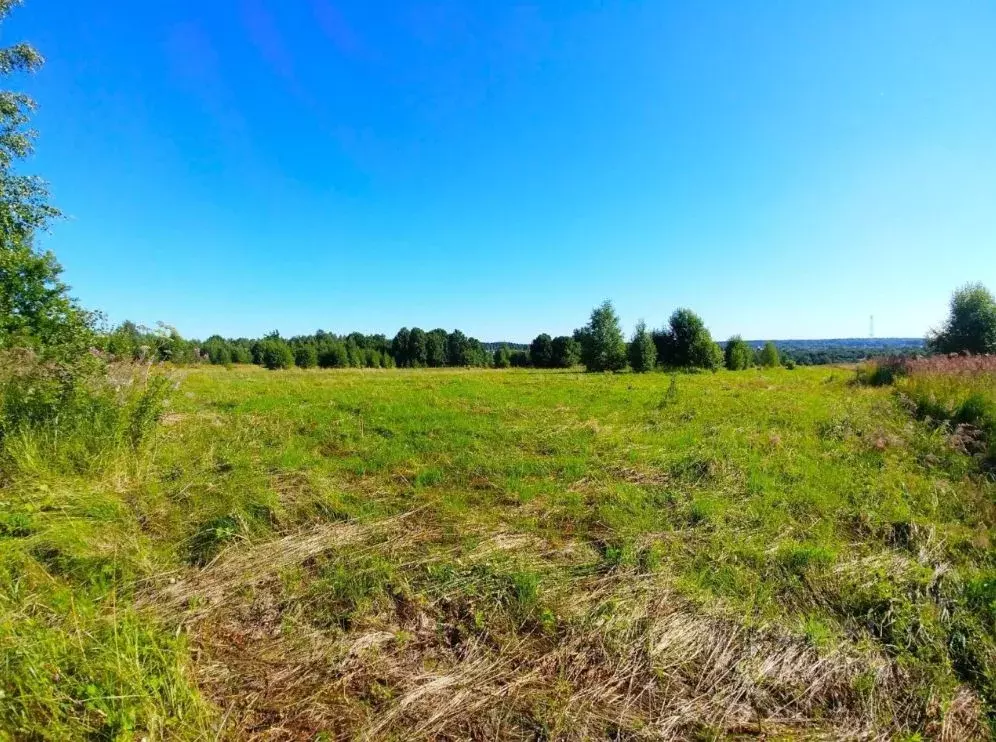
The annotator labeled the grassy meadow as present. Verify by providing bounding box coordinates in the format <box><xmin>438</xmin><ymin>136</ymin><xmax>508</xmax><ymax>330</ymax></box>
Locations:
<box><xmin>3</xmin><ymin>364</ymin><xmax>996</xmax><ymax>739</ymax></box>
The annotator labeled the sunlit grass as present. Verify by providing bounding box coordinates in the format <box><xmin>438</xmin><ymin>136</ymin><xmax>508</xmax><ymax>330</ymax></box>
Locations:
<box><xmin>3</xmin><ymin>365</ymin><xmax>995</xmax><ymax>738</ymax></box>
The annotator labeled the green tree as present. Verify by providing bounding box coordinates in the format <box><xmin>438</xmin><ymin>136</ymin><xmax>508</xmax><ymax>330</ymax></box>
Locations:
<box><xmin>446</xmin><ymin>329</ymin><xmax>468</xmax><ymax>366</ymax></box>
<box><xmin>654</xmin><ymin>308</ymin><xmax>719</xmax><ymax>369</ymax></box>
<box><xmin>578</xmin><ymin>300</ymin><xmax>627</xmax><ymax>372</ymax></box>
<box><xmin>0</xmin><ymin>1</ymin><xmax>91</xmax><ymax>362</ymax></box>
<box><xmin>407</xmin><ymin>328</ymin><xmax>428</xmax><ymax>367</ymax></box>
<box><xmin>510</xmin><ymin>350</ymin><xmax>530</xmax><ymax>368</ymax></box>
<box><xmin>391</xmin><ymin>328</ymin><xmax>410</xmax><ymax>367</ymax></box>
<box><xmin>724</xmin><ymin>335</ymin><xmax>752</xmax><ymax>371</ymax></box>
<box><xmin>202</xmin><ymin>335</ymin><xmax>232</xmax><ymax>365</ymax></box>
<box><xmin>230</xmin><ymin>343</ymin><xmax>252</xmax><ymax>364</ymax></box>
<box><xmin>928</xmin><ymin>283</ymin><xmax>996</xmax><ymax>355</ymax></box>
<box><xmin>426</xmin><ymin>329</ymin><xmax>448</xmax><ymax>367</ymax></box>
<box><xmin>628</xmin><ymin>320</ymin><xmax>657</xmax><ymax>372</ymax></box>
<box><xmin>261</xmin><ymin>338</ymin><xmax>294</xmax><ymax>370</ymax></box>
<box><xmin>689</xmin><ymin>333</ymin><xmax>723</xmax><ymax>370</ymax></box>
<box><xmin>105</xmin><ymin>321</ymin><xmax>142</xmax><ymax>361</ymax></box>
<box><xmin>494</xmin><ymin>344</ymin><xmax>512</xmax><ymax>368</ymax></box>
<box><xmin>529</xmin><ymin>333</ymin><xmax>554</xmax><ymax>368</ymax></box>
<box><xmin>318</xmin><ymin>341</ymin><xmax>348</xmax><ymax>369</ymax></box>
<box><xmin>551</xmin><ymin>335</ymin><xmax>581</xmax><ymax>368</ymax></box>
<box><xmin>758</xmin><ymin>341</ymin><xmax>780</xmax><ymax>368</ymax></box>
<box><xmin>294</xmin><ymin>344</ymin><xmax>318</xmax><ymax>369</ymax></box>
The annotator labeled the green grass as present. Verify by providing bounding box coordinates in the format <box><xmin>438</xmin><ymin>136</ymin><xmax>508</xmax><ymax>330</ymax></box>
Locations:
<box><xmin>899</xmin><ymin>371</ymin><xmax>996</xmax><ymax>464</ymax></box>
<box><xmin>3</xmin><ymin>365</ymin><xmax>995</xmax><ymax>738</ymax></box>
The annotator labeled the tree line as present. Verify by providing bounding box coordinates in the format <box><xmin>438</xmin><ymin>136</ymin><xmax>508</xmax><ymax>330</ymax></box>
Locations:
<box><xmin>96</xmin><ymin>300</ymin><xmax>792</xmax><ymax>373</ymax></box>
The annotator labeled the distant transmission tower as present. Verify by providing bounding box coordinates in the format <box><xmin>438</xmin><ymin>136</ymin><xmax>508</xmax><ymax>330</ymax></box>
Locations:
<box><xmin>869</xmin><ymin>315</ymin><xmax>875</xmax><ymax>339</ymax></box>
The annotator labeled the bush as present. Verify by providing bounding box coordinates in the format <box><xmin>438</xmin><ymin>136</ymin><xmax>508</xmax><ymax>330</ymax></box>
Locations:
<box><xmin>261</xmin><ymin>340</ymin><xmax>294</xmax><ymax>370</ymax></box>
<box><xmin>294</xmin><ymin>344</ymin><xmax>318</xmax><ymax>369</ymax></box>
<box><xmin>724</xmin><ymin>336</ymin><xmax>752</xmax><ymax>371</ymax></box>
<box><xmin>551</xmin><ymin>336</ymin><xmax>581</xmax><ymax>368</ymax></box>
<box><xmin>318</xmin><ymin>342</ymin><xmax>348</xmax><ymax>369</ymax></box>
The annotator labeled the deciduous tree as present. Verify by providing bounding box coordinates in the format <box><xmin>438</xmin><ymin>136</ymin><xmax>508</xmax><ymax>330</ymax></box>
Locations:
<box><xmin>928</xmin><ymin>283</ymin><xmax>996</xmax><ymax>355</ymax></box>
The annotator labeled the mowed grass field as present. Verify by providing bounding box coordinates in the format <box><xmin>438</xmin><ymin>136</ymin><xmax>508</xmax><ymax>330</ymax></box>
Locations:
<box><xmin>4</xmin><ymin>365</ymin><xmax>996</xmax><ymax>739</ymax></box>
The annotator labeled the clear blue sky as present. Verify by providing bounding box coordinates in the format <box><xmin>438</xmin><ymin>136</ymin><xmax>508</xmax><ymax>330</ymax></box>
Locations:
<box><xmin>9</xmin><ymin>0</ymin><xmax>996</xmax><ymax>341</ymax></box>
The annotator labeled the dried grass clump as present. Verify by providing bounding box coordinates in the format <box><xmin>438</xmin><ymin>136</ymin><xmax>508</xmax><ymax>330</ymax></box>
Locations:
<box><xmin>147</xmin><ymin>521</ymin><xmax>985</xmax><ymax>741</ymax></box>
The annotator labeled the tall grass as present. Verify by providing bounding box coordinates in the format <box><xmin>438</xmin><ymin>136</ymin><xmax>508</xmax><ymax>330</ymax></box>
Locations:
<box><xmin>0</xmin><ymin>354</ymin><xmax>174</xmax><ymax>475</ymax></box>
<box><xmin>860</xmin><ymin>354</ymin><xmax>996</xmax><ymax>467</ymax></box>
<box><xmin>0</xmin><ymin>354</ymin><xmax>211</xmax><ymax>739</ymax></box>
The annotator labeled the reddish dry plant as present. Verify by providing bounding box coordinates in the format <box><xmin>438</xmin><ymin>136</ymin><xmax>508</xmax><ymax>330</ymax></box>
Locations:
<box><xmin>874</xmin><ymin>353</ymin><xmax>996</xmax><ymax>378</ymax></box>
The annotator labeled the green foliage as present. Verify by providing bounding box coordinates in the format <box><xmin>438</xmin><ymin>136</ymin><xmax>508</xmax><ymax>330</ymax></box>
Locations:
<box><xmin>318</xmin><ymin>341</ymin><xmax>347</xmax><ymax>369</ymax></box>
<box><xmin>407</xmin><ymin>328</ymin><xmax>428</xmax><ymax>368</ymax></box>
<box><xmin>758</xmin><ymin>341</ymin><xmax>780</xmax><ymax>368</ymax></box>
<box><xmin>260</xmin><ymin>338</ymin><xmax>294</xmax><ymax>370</ymax></box>
<box><xmin>928</xmin><ymin>283</ymin><xmax>996</xmax><ymax>355</ymax></box>
<box><xmin>551</xmin><ymin>335</ymin><xmax>580</xmax><ymax>368</ymax></box>
<box><xmin>391</xmin><ymin>327</ymin><xmax>410</xmax><ymax>366</ymax></box>
<box><xmin>493</xmin><ymin>344</ymin><xmax>512</xmax><ymax>369</ymax></box>
<box><xmin>294</xmin><ymin>344</ymin><xmax>318</xmax><ymax>369</ymax></box>
<box><xmin>0</xmin><ymin>2</ymin><xmax>91</xmax><ymax>366</ymax></box>
<box><xmin>426</xmin><ymin>329</ymin><xmax>448</xmax><ymax>367</ymax></box>
<box><xmin>655</xmin><ymin>308</ymin><xmax>721</xmax><ymax>370</ymax></box>
<box><xmin>510</xmin><ymin>350</ymin><xmax>529</xmax><ymax>368</ymax></box>
<box><xmin>689</xmin><ymin>332</ymin><xmax>723</xmax><ymax>370</ymax></box>
<box><xmin>724</xmin><ymin>335</ymin><xmax>752</xmax><ymax>371</ymax></box>
<box><xmin>446</xmin><ymin>329</ymin><xmax>467</xmax><ymax>366</ymax></box>
<box><xmin>628</xmin><ymin>320</ymin><xmax>656</xmax><ymax>373</ymax></box>
<box><xmin>577</xmin><ymin>300</ymin><xmax>627</xmax><ymax>372</ymax></box>
<box><xmin>529</xmin><ymin>333</ymin><xmax>554</xmax><ymax>368</ymax></box>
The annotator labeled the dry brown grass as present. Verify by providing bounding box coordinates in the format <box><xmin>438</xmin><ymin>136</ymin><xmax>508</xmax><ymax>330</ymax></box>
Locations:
<box><xmin>143</xmin><ymin>516</ymin><xmax>986</xmax><ymax>741</ymax></box>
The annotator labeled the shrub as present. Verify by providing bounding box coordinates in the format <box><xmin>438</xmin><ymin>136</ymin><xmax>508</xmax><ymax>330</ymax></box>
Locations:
<box><xmin>724</xmin><ymin>336</ymin><xmax>752</xmax><ymax>371</ymax></box>
<box><xmin>294</xmin><ymin>344</ymin><xmax>318</xmax><ymax>369</ymax></box>
<box><xmin>318</xmin><ymin>342</ymin><xmax>348</xmax><ymax>369</ymax></box>
<box><xmin>230</xmin><ymin>344</ymin><xmax>252</xmax><ymax>364</ymax></box>
<box><xmin>551</xmin><ymin>336</ymin><xmax>580</xmax><ymax>368</ymax></box>
<box><xmin>628</xmin><ymin>320</ymin><xmax>657</xmax><ymax>373</ymax></box>
<box><xmin>261</xmin><ymin>340</ymin><xmax>294</xmax><ymax>370</ymax></box>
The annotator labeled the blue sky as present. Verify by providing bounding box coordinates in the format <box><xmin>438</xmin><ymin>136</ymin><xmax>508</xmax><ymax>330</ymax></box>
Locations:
<box><xmin>8</xmin><ymin>0</ymin><xmax>996</xmax><ymax>341</ymax></box>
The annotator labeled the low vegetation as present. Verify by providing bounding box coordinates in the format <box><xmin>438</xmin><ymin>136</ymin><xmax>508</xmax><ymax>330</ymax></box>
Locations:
<box><xmin>4</xmin><ymin>365</ymin><xmax>996</xmax><ymax>739</ymax></box>
<box><xmin>3</xmin><ymin>2</ymin><xmax>996</xmax><ymax>737</ymax></box>
<box><xmin>861</xmin><ymin>353</ymin><xmax>996</xmax><ymax>470</ymax></box>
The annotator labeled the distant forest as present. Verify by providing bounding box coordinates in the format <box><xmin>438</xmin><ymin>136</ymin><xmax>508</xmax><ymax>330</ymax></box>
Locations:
<box><xmin>98</xmin><ymin>319</ymin><xmax>924</xmax><ymax>371</ymax></box>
